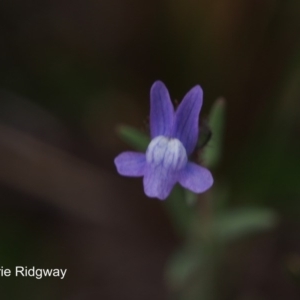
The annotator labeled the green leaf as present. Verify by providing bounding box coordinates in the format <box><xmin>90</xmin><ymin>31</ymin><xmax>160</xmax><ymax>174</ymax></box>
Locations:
<box><xmin>202</xmin><ymin>97</ymin><xmax>226</xmax><ymax>168</ymax></box>
<box><xmin>166</xmin><ymin>245</ymin><xmax>217</xmax><ymax>300</ymax></box>
<box><xmin>116</xmin><ymin>125</ymin><xmax>150</xmax><ymax>151</ymax></box>
<box><xmin>213</xmin><ymin>207</ymin><xmax>278</xmax><ymax>242</ymax></box>
<box><xmin>166</xmin><ymin>248</ymin><xmax>201</xmax><ymax>290</ymax></box>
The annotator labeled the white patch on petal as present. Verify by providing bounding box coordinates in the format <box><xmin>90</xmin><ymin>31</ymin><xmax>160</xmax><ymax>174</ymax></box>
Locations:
<box><xmin>146</xmin><ymin>136</ymin><xmax>187</xmax><ymax>171</ymax></box>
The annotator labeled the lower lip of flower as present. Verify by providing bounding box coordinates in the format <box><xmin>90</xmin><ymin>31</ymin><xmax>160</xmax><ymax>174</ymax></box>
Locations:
<box><xmin>145</xmin><ymin>136</ymin><xmax>187</xmax><ymax>171</ymax></box>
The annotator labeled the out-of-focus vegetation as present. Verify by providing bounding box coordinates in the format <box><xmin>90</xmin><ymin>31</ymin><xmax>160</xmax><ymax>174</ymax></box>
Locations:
<box><xmin>0</xmin><ymin>0</ymin><xmax>300</xmax><ymax>299</ymax></box>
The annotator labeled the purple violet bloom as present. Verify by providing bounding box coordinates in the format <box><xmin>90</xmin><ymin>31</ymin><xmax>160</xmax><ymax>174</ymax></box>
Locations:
<box><xmin>114</xmin><ymin>81</ymin><xmax>213</xmax><ymax>200</ymax></box>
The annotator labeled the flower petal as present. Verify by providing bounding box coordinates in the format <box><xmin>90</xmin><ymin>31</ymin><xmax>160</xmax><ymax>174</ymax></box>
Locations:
<box><xmin>114</xmin><ymin>152</ymin><xmax>145</xmax><ymax>177</ymax></box>
<box><xmin>143</xmin><ymin>164</ymin><xmax>177</xmax><ymax>200</ymax></box>
<box><xmin>150</xmin><ymin>81</ymin><xmax>174</xmax><ymax>138</ymax></box>
<box><xmin>178</xmin><ymin>162</ymin><xmax>213</xmax><ymax>193</ymax></box>
<box><xmin>173</xmin><ymin>85</ymin><xmax>203</xmax><ymax>155</ymax></box>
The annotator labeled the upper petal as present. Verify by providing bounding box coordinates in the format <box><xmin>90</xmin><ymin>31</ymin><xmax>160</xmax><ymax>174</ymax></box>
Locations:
<box><xmin>114</xmin><ymin>152</ymin><xmax>146</xmax><ymax>177</ymax></box>
<box><xmin>173</xmin><ymin>85</ymin><xmax>203</xmax><ymax>155</ymax></box>
<box><xmin>150</xmin><ymin>81</ymin><xmax>174</xmax><ymax>138</ymax></box>
<box><xmin>178</xmin><ymin>162</ymin><xmax>213</xmax><ymax>193</ymax></box>
<box><xmin>143</xmin><ymin>164</ymin><xmax>177</xmax><ymax>200</ymax></box>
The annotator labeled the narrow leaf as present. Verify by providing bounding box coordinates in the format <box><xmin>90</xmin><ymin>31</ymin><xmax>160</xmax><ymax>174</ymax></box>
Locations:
<box><xmin>202</xmin><ymin>97</ymin><xmax>226</xmax><ymax>168</ymax></box>
<box><xmin>116</xmin><ymin>125</ymin><xmax>150</xmax><ymax>152</ymax></box>
<box><xmin>213</xmin><ymin>207</ymin><xmax>278</xmax><ymax>242</ymax></box>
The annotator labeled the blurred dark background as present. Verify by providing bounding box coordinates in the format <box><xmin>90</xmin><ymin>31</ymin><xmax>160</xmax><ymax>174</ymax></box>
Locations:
<box><xmin>0</xmin><ymin>0</ymin><xmax>300</xmax><ymax>299</ymax></box>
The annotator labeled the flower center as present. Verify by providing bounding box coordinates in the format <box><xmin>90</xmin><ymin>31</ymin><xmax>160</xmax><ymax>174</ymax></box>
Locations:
<box><xmin>146</xmin><ymin>136</ymin><xmax>187</xmax><ymax>171</ymax></box>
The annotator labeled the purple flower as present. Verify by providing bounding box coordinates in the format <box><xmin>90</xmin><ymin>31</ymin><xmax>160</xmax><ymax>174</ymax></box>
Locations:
<box><xmin>114</xmin><ymin>81</ymin><xmax>213</xmax><ymax>200</ymax></box>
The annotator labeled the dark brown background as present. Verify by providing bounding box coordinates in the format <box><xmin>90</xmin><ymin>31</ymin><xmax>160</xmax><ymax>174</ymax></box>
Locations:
<box><xmin>0</xmin><ymin>0</ymin><xmax>300</xmax><ymax>299</ymax></box>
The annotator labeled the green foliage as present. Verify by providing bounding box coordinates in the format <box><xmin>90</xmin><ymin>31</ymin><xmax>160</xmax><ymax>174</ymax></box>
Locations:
<box><xmin>213</xmin><ymin>207</ymin><xmax>278</xmax><ymax>242</ymax></box>
<box><xmin>166</xmin><ymin>246</ymin><xmax>216</xmax><ymax>300</ymax></box>
<box><xmin>116</xmin><ymin>125</ymin><xmax>150</xmax><ymax>152</ymax></box>
<box><xmin>202</xmin><ymin>97</ymin><xmax>226</xmax><ymax>168</ymax></box>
